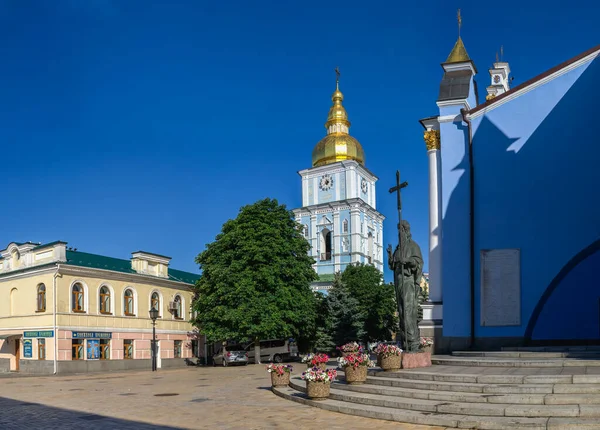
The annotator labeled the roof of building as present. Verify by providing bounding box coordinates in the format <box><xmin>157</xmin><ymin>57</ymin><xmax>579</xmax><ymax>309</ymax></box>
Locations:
<box><xmin>445</xmin><ymin>36</ymin><xmax>471</xmax><ymax>63</ymax></box>
<box><xmin>64</xmin><ymin>250</ymin><xmax>200</xmax><ymax>284</ymax></box>
<box><xmin>469</xmin><ymin>44</ymin><xmax>600</xmax><ymax>115</ymax></box>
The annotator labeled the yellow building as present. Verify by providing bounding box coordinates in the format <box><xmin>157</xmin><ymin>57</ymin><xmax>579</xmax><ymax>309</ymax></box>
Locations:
<box><xmin>0</xmin><ymin>241</ymin><xmax>200</xmax><ymax>374</ymax></box>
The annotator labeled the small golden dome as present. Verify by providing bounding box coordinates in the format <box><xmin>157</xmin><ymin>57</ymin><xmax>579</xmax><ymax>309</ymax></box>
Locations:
<box><xmin>312</xmin><ymin>72</ymin><xmax>365</xmax><ymax>167</ymax></box>
<box><xmin>325</xmin><ymin>85</ymin><xmax>350</xmax><ymax>129</ymax></box>
<box><xmin>312</xmin><ymin>132</ymin><xmax>365</xmax><ymax>167</ymax></box>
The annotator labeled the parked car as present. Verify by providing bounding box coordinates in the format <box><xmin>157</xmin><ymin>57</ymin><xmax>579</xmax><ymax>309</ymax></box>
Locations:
<box><xmin>212</xmin><ymin>344</ymin><xmax>248</xmax><ymax>367</ymax></box>
<box><xmin>245</xmin><ymin>338</ymin><xmax>299</xmax><ymax>363</ymax></box>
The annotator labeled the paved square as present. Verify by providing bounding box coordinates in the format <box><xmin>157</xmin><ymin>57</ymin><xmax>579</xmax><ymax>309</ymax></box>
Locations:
<box><xmin>0</xmin><ymin>365</ymin><xmax>443</xmax><ymax>429</ymax></box>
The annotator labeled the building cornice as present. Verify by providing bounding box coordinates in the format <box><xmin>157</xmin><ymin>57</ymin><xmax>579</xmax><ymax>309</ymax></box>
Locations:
<box><xmin>298</xmin><ymin>160</ymin><xmax>379</xmax><ymax>182</ymax></box>
<box><xmin>0</xmin><ymin>264</ymin><xmax>57</xmax><ymax>282</ymax></box>
<box><xmin>58</xmin><ymin>265</ymin><xmax>194</xmax><ymax>291</ymax></box>
<box><xmin>293</xmin><ymin>198</ymin><xmax>385</xmax><ymax>221</ymax></box>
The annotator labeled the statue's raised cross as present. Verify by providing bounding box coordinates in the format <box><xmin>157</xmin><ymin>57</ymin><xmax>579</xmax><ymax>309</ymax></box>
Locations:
<box><xmin>389</xmin><ymin>169</ymin><xmax>408</xmax><ymax>221</ymax></box>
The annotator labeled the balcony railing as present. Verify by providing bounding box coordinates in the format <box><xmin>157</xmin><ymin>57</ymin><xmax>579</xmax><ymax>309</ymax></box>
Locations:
<box><xmin>320</xmin><ymin>252</ymin><xmax>332</xmax><ymax>261</ymax></box>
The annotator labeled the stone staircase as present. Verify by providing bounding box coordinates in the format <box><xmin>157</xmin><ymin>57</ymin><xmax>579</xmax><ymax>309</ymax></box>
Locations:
<box><xmin>273</xmin><ymin>349</ymin><xmax>600</xmax><ymax>429</ymax></box>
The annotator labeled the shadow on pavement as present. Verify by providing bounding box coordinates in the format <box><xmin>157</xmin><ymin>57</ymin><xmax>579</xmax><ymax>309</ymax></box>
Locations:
<box><xmin>0</xmin><ymin>396</ymin><xmax>182</xmax><ymax>429</ymax></box>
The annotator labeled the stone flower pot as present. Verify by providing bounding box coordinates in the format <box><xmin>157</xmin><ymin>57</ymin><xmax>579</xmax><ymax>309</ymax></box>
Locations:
<box><xmin>306</xmin><ymin>381</ymin><xmax>331</xmax><ymax>400</ymax></box>
<box><xmin>379</xmin><ymin>354</ymin><xmax>401</xmax><ymax>371</ymax></box>
<box><xmin>271</xmin><ymin>372</ymin><xmax>290</xmax><ymax>387</ymax></box>
<box><xmin>307</xmin><ymin>362</ymin><xmax>327</xmax><ymax>370</ymax></box>
<box><xmin>344</xmin><ymin>365</ymin><xmax>367</xmax><ymax>384</ymax></box>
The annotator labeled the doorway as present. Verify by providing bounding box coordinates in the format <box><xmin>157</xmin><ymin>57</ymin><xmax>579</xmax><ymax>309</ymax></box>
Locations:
<box><xmin>156</xmin><ymin>341</ymin><xmax>162</xmax><ymax>369</ymax></box>
<box><xmin>14</xmin><ymin>339</ymin><xmax>20</xmax><ymax>371</ymax></box>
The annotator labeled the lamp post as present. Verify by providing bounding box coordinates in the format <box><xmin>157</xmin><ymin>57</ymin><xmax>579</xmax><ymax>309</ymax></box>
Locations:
<box><xmin>149</xmin><ymin>308</ymin><xmax>159</xmax><ymax>371</ymax></box>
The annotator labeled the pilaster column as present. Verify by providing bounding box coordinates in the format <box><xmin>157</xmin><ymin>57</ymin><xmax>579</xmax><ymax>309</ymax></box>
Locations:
<box><xmin>333</xmin><ymin>212</ymin><xmax>340</xmax><ymax>271</ymax></box>
<box><xmin>424</xmin><ymin>129</ymin><xmax>442</xmax><ymax>304</ymax></box>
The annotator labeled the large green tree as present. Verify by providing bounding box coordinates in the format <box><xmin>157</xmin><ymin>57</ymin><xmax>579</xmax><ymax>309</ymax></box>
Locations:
<box><xmin>341</xmin><ymin>263</ymin><xmax>398</xmax><ymax>342</ymax></box>
<box><xmin>192</xmin><ymin>198</ymin><xmax>318</xmax><ymax>363</ymax></box>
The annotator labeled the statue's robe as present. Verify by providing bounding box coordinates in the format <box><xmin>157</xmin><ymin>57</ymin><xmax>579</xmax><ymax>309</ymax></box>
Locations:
<box><xmin>390</xmin><ymin>235</ymin><xmax>423</xmax><ymax>352</ymax></box>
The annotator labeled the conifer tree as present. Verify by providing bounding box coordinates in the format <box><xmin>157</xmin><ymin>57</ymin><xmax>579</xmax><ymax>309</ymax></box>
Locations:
<box><xmin>327</xmin><ymin>273</ymin><xmax>365</xmax><ymax>347</ymax></box>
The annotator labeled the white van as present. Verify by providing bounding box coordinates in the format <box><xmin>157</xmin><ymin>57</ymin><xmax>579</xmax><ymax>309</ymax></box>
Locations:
<box><xmin>245</xmin><ymin>338</ymin><xmax>298</xmax><ymax>363</ymax></box>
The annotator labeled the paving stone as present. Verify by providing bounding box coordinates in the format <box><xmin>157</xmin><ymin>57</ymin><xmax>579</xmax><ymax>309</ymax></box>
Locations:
<box><xmin>577</xmin><ymin>404</ymin><xmax>600</xmax><ymax>417</ymax></box>
<box><xmin>545</xmin><ymin>394</ymin><xmax>600</xmax><ymax>405</ymax></box>
<box><xmin>504</xmin><ymin>404</ymin><xmax>580</xmax><ymax>417</ymax></box>
<box><xmin>0</xmin><ymin>366</ymin><xmax>440</xmax><ymax>430</ymax></box>
<box><xmin>553</xmin><ymin>384</ymin><xmax>600</xmax><ymax>394</ymax></box>
<box><xmin>573</xmin><ymin>374</ymin><xmax>600</xmax><ymax>383</ymax></box>
<box><xmin>547</xmin><ymin>417</ymin><xmax>600</xmax><ymax>429</ymax></box>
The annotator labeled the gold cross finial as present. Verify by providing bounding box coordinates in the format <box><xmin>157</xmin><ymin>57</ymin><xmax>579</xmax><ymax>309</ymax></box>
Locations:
<box><xmin>500</xmin><ymin>45</ymin><xmax>504</xmax><ymax>61</ymax></box>
<box><xmin>457</xmin><ymin>9</ymin><xmax>462</xmax><ymax>36</ymax></box>
<box><xmin>335</xmin><ymin>66</ymin><xmax>340</xmax><ymax>89</ymax></box>
<box><xmin>496</xmin><ymin>51</ymin><xmax>499</xmax><ymax>63</ymax></box>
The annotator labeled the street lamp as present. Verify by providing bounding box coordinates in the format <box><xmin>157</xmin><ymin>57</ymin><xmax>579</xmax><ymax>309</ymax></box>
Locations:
<box><xmin>149</xmin><ymin>308</ymin><xmax>159</xmax><ymax>371</ymax></box>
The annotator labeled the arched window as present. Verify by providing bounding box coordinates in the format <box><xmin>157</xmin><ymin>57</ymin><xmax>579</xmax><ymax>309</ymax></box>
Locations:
<box><xmin>367</xmin><ymin>232</ymin><xmax>374</xmax><ymax>264</ymax></box>
<box><xmin>151</xmin><ymin>292</ymin><xmax>160</xmax><ymax>314</ymax></box>
<box><xmin>342</xmin><ymin>219</ymin><xmax>349</xmax><ymax>233</ymax></box>
<box><xmin>124</xmin><ymin>289</ymin><xmax>135</xmax><ymax>316</ymax></box>
<box><xmin>319</xmin><ymin>228</ymin><xmax>332</xmax><ymax>261</ymax></box>
<box><xmin>37</xmin><ymin>284</ymin><xmax>46</xmax><ymax>312</ymax></box>
<box><xmin>173</xmin><ymin>295</ymin><xmax>182</xmax><ymax>319</ymax></box>
<box><xmin>72</xmin><ymin>283</ymin><xmax>84</xmax><ymax>312</ymax></box>
<box><xmin>99</xmin><ymin>286</ymin><xmax>111</xmax><ymax>314</ymax></box>
<box><xmin>10</xmin><ymin>288</ymin><xmax>17</xmax><ymax>316</ymax></box>
<box><xmin>303</xmin><ymin>224</ymin><xmax>309</xmax><ymax>238</ymax></box>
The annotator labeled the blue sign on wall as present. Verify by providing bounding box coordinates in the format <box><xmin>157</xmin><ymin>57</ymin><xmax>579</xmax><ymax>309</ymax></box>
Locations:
<box><xmin>87</xmin><ymin>339</ymin><xmax>100</xmax><ymax>360</ymax></box>
<box><xmin>72</xmin><ymin>332</ymin><xmax>111</xmax><ymax>339</ymax></box>
<box><xmin>23</xmin><ymin>330</ymin><xmax>54</xmax><ymax>338</ymax></box>
<box><xmin>23</xmin><ymin>339</ymin><xmax>32</xmax><ymax>358</ymax></box>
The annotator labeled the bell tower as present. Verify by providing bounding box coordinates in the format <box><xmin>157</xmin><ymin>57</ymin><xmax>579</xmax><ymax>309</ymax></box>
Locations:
<box><xmin>293</xmin><ymin>70</ymin><xmax>385</xmax><ymax>294</ymax></box>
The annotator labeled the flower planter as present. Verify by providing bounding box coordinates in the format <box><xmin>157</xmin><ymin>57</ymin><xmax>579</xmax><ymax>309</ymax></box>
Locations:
<box><xmin>271</xmin><ymin>372</ymin><xmax>290</xmax><ymax>387</ymax></box>
<box><xmin>344</xmin><ymin>365</ymin><xmax>367</xmax><ymax>384</ymax></box>
<box><xmin>379</xmin><ymin>354</ymin><xmax>401</xmax><ymax>371</ymax></box>
<box><xmin>306</xmin><ymin>381</ymin><xmax>330</xmax><ymax>400</ymax></box>
<box><xmin>421</xmin><ymin>345</ymin><xmax>433</xmax><ymax>355</ymax></box>
<box><xmin>307</xmin><ymin>362</ymin><xmax>327</xmax><ymax>370</ymax></box>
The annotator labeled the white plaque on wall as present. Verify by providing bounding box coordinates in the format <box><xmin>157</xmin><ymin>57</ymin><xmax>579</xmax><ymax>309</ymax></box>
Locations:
<box><xmin>480</xmin><ymin>248</ymin><xmax>521</xmax><ymax>326</ymax></box>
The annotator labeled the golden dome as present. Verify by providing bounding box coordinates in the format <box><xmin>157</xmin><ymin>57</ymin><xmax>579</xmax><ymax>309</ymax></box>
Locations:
<box><xmin>312</xmin><ymin>132</ymin><xmax>365</xmax><ymax>167</ymax></box>
<box><xmin>312</xmin><ymin>73</ymin><xmax>365</xmax><ymax>167</ymax></box>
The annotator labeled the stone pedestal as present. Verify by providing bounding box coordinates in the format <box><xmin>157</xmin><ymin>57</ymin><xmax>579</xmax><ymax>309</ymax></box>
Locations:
<box><xmin>401</xmin><ymin>352</ymin><xmax>431</xmax><ymax>369</ymax></box>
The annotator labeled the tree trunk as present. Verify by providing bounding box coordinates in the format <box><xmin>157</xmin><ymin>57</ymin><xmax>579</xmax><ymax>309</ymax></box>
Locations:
<box><xmin>254</xmin><ymin>337</ymin><xmax>261</xmax><ymax>364</ymax></box>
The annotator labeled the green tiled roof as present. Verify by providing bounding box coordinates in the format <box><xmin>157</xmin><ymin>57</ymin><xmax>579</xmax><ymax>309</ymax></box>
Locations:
<box><xmin>32</xmin><ymin>241</ymin><xmax>66</xmax><ymax>250</ymax></box>
<box><xmin>316</xmin><ymin>274</ymin><xmax>335</xmax><ymax>283</ymax></box>
<box><xmin>65</xmin><ymin>251</ymin><xmax>200</xmax><ymax>285</ymax></box>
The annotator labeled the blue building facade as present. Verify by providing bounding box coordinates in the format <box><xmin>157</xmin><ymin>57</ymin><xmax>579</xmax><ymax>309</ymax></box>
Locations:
<box><xmin>293</xmin><ymin>76</ymin><xmax>385</xmax><ymax>294</ymax></box>
<box><xmin>421</xmin><ymin>34</ymin><xmax>600</xmax><ymax>349</ymax></box>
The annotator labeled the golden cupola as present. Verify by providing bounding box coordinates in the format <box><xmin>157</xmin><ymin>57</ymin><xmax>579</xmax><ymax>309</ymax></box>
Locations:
<box><xmin>311</xmin><ymin>71</ymin><xmax>365</xmax><ymax>167</ymax></box>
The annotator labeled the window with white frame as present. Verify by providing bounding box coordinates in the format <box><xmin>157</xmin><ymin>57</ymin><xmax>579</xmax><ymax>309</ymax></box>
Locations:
<box><xmin>72</xmin><ymin>283</ymin><xmax>85</xmax><ymax>313</ymax></box>
<box><xmin>124</xmin><ymin>288</ymin><xmax>135</xmax><ymax>316</ymax></box>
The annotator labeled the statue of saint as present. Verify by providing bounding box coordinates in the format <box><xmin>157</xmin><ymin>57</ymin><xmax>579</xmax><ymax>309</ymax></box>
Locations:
<box><xmin>387</xmin><ymin>220</ymin><xmax>424</xmax><ymax>352</ymax></box>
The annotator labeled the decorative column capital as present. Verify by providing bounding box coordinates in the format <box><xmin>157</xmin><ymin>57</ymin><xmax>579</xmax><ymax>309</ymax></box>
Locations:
<box><xmin>424</xmin><ymin>130</ymin><xmax>441</xmax><ymax>151</ymax></box>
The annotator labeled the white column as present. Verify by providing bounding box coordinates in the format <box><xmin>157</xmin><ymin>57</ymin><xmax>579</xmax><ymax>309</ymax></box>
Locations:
<box><xmin>333</xmin><ymin>212</ymin><xmax>340</xmax><ymax>271</ymax></box>
<box><xmin>428</xmin><ymin>148</ymin><xmax>442</xmax><ymax>303</ymax></box>
<box><xmin>350</xmin><ymin>208</ymin><xmax>361</xmax><ymax>263</ymax></box>
<box><xmin>302</xmin><ymin>177</ymin><xmax>309</xmax><ymax>207</ymax></box>
<box><xmin>310</xmin><ymin>215</ymin><xmax>318</xmax><ymax>259</ymax></box>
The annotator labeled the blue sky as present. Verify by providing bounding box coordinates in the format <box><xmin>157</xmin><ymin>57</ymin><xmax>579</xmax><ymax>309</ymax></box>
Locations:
<box><xmin>1</xmin><ymin>0</ymin><xmax>598</xmax><ymax>280</ymax></box>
